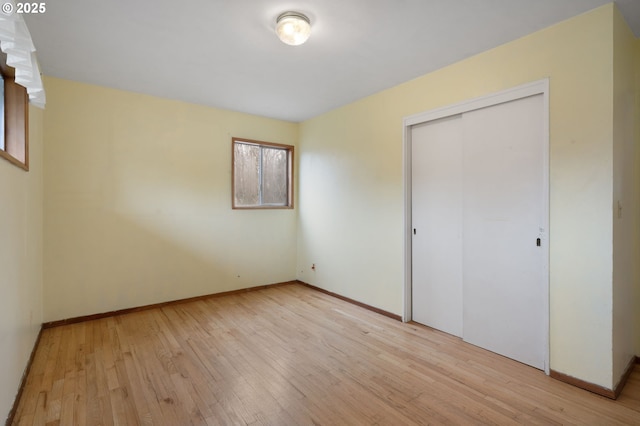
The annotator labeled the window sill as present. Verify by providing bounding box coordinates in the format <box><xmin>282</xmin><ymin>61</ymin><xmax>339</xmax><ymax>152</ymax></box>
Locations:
<box><xmin>0</xmin><ymin>149</ymin><xmax>28</xmax><ymax>170</ymax></box>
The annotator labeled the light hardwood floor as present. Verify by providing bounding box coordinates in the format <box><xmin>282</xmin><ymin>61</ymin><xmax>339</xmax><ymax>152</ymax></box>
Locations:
<box><xmin>12</xmin><ymin>283</ymin><xmax>640</xmax><ymax>425</ymax></box>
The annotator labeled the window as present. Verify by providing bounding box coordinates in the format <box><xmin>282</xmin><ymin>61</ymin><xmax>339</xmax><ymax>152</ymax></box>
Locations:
<box><xmin>232</xmin><ymin>137</ymin><xmax>294</xmax><ymax>209</ymax></box>
<box><xmin>0</xmin><ymin>52</ymin><xmax>29</xmax><ymax>170</ymax></box>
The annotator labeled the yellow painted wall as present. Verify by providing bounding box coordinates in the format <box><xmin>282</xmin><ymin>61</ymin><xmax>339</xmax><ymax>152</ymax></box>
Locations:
<box><xmin>612</xmin><ymin>6</ymin><xmax>639</xmax><ymax>386</ymax></box>
<box><xmin>43</xmin><ymin>77</ymin><xmax>298</xmax><ymax>321</ymax></box>
<box><xmin>298</xmin><ymin>5</ymin><xmax>618</xmax><ymax>387</ymax></box>
<box><xmin>0</xmin><ymin>105</ymin><xmax>44</xmax><ymax>421</ymax></box>
<box><xmin>635</xmin><ymin>37</ymin><xmax>640</xmax><ymax>357</ymax></box>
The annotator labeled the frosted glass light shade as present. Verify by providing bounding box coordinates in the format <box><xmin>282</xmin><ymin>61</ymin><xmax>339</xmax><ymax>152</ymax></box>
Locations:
<box><xmin>276</xmin><ymin>12</ymin><xmax>311</xmax><ymax>46</ymax></box>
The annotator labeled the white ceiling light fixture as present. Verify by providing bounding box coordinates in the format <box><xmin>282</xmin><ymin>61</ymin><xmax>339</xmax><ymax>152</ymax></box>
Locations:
<box><xmin>276</xmin><ymin>12</ymin><xmax>311</xmax><ymax>46</ymax></box>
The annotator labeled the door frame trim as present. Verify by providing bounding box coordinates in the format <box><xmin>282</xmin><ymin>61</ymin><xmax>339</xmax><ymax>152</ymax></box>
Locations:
<box><xmin>402</xmin><ymin>79</ymin><xmax>550</xmax><ymax>374</ymax></box>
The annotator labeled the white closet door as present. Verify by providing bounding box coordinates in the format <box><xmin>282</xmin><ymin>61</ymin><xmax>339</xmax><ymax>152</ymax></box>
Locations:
<box><xmin>411</xmin><ymin>115</ymin><xmax>463</xmax><ymax>337</ymax></box>
<box><xmin>462</xmin><ymin>94</ymin><xmax>545</xmax><ymax>370</ymax></box>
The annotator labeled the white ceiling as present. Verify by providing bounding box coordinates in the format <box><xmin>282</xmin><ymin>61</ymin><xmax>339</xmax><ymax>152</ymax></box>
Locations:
<box><xmin>25</xmin><ymin>1</ymin><xmax>640</xmax><ymax>122</ymax></box>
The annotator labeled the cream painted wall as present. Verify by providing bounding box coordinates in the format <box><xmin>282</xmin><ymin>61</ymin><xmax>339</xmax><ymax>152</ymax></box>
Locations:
<box><xmin>43</xmin><ymin>77</ymin><xmax>298</xmax><ymax>321</ymax></box>
<box><xmin>612</xmin><ymin>6</ymin><xmax>639</xmax><ymax>386</ymax></box>
<box><xmin>0</xmin><ymin>106</ymin><xmax>44</xmax><ymax>422</ymax></box>
<box><xmin>298</xmin><ymin>5</ymin><xmax>619</xmax><ymax>388</ymax></box>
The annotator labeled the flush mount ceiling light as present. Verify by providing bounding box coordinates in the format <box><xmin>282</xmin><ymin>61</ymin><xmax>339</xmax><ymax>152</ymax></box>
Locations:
<box><xmin>276</xmin><ymin>12</ymin><xmax>311</xmax><ymax>46</ymax></box>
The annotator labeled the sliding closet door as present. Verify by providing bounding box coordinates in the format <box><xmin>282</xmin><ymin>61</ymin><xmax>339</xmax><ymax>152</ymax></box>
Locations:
<box><xmin>411</xmin><ymin>116</ymin><xmax>463</xmax><ymax>337</ymax></box>
<box><xmin>411</xmin><ymin>92</ymin><xmax>546</xmax><ymax>370</ymax></box>
<box><xmin>461</xmin><ymin>94</ymin><xmax>545</xmax><ymax>370</ymax></box>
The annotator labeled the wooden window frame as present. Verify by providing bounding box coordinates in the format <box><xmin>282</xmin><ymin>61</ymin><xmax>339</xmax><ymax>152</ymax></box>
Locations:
<box><xmin>0</xmin><ymin>51</ymin><xmax>29</xmax><ymax>171</ymax></box>
<box><xmin>232</xmin><ymin>137</ymin><xmax>294</xmax><ymax>209</ymax></box>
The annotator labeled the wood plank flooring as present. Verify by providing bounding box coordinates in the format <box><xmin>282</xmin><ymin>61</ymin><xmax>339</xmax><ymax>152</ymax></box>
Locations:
<box><xmin>11</xmin><ymin>283</ymin><xmax>640</xmax><ymax>425</ymax></box>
